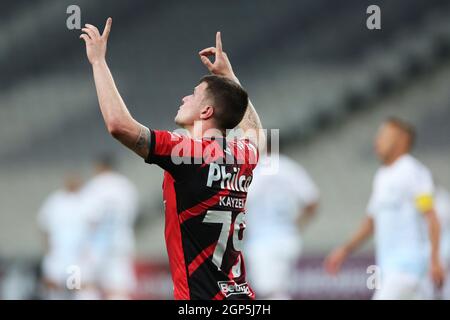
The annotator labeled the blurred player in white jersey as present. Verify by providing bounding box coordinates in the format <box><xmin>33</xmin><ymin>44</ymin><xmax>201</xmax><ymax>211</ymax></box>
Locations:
<box><xmin>325</xmin><ymin>117</ymin><xmax>444</xmax><ymax>299</ymax></box>
<box><xmin>38</xmin><ymin>174</ymin><xmax>86</xmax><ymax>299</ymax></box>
<box><xmin>245</xmin><ymin>139</ymin><xmax>319</xmax><ymax>299</ymax></box>
<box><xmin>80</xmin><ymin>155</ymin><xmax>139</xmax><ymax>300</ymax></box>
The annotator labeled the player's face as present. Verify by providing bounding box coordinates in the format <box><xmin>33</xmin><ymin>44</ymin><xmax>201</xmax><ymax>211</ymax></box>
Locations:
<box><xmin>374</xmin><ymin>123</ymin><xmax>400</xmax><ymax>163</ymax></box>
<box><xmin>64</xmin><ymin>174</ymin><xmax>82</xmax><ymax>192</ymax></box>
<box><xmin>175</xmin><ymin>82</ymin><xmax>210</xmax><ymax>127</ymax></box>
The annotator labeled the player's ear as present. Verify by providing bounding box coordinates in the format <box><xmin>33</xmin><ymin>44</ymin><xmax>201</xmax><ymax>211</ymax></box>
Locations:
<box><xmin>199</xmin><ymin>105</ymin><xmax>214</xmax><ymax>120</ymax></box>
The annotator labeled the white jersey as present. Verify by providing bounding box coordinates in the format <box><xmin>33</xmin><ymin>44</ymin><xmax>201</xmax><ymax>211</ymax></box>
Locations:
<box><xmin>435</xmin><ymin>187</ymin><xmax>450</xmax><ymax>263</ymax></box>
<box><xmin>38</xmin><ymin>189</ymin><xmax>88</xmax><ymax>284</ymax></box>
<box><xmin>81</xmin><ymin>172</ymin><xmax>138</xmax><ymax>259</ymax></box>
<box><xmin>245</xmin><ymin>154</ymin><xmax>319</xmax><ymax>246</ymax></box>
<box><xmin>367</xmin><ymin>154</ymin><xmax>434</xmax><ymax>277</ymax></box>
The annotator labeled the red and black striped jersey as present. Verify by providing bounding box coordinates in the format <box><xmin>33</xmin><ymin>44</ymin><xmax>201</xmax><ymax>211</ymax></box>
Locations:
<box><xmin>145</xmin><ymin>130</ymin><xmax>258</xmax><ymax>300</ymax></box>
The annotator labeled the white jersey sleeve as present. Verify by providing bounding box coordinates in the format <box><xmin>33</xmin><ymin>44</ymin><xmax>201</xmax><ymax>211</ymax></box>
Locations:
<box><xmin>279</xmin><ymin>156</ymin><xmax>319</xmax><ymax>210</ymax></box>
<box><xmin>290</xmin><ymin>163</ymin><xmax>319</xmax><ymax>207</ymax></box>
<box><xmin>410</xmin><ymin>162</ymin><xmax>435</xmax><ymax>213</ymax></box>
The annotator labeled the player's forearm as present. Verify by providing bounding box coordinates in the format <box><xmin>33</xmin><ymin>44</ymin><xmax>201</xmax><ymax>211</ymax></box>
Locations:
<box><xmin>232</xmin><ymin>78</ymin><xmax>259</xmax><ymax>129</ymax></box>
<box><xmin>343</xmin><ymin>217</ymin><xmax>374</xmax><ymax>254</ymax></box>
<box><xmin>427</xmin><ymin>210</ymin><xmax>441</xmax><ymax>263</ymax></box>
<box><xmin>226</xmin><ymin>75</ymin><xmax>262</xmax><ymax>133</ymax></box>
<box><xmin>232</xmin><ymin>76</ymin><xmax>264</xmax><ymax>149</ymax></box>
<box><xmin>240</xmin><ymin>99</ymin><xmax>262</xmax><ymax>131</ymax></box>
<box><xmin>90</xmin><ymin>60</ymin><xmax>150</xmax><ymax>158</ymax></box>
<box><xmin>91</xmin><ymin>60</ymin><xmax>134</xmax><ymax>134</ymax></box>
<box><xmin>241</xmin><ymin>100</ymin><xmax>265</xmax><ymax>151</ymax></box>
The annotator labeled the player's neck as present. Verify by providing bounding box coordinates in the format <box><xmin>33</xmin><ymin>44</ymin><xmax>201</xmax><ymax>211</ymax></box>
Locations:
<box><xmin>94</xmin><ymin>167</ymin><xmax>112</xmax><ymax>175</ymax></box>
<box><xmin>384</xmin><ymin>151</ymin><xmax>408</xmax><ymax>166</ymax></box>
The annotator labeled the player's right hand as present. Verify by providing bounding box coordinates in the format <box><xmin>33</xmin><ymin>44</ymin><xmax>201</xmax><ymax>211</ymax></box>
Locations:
<box><xmin>324</xmin><ymin>247</ymin><xmax>349</xmax><ymax>275</ymax></box>
<box><xmin>199</xmin><ymin>32</ymin><xmax>237</xmax><ymax>82</ymax></box>
<box><xmin>430</xmin><ymin>258</ymin><xmax>445</xmax><ymax>289</ymax></box>
<box><xmin>80</xmin><ymin>17</ymin><xmax>112</xmax><ymax>65</ymax></box>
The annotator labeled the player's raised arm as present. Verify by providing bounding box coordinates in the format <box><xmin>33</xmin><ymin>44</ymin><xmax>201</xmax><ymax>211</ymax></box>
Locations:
<box><xmin>80</xmin><ymin>18</ymin><xmax>150</xmax><ymax>159</ymax></box>
<box><xmin>199</xmin><ymin>32</ymin><xmax>264</xmax><ymax>150</ymax></box>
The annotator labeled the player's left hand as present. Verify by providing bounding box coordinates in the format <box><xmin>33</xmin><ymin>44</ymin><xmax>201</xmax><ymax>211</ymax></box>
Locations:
<box><xmin>199</xmin><ymin>32</ymin><xmax>238</xmax><ymax>82</ymax></box>
<box><xmin>430</xmin><ymin>259</ymin><xmax>445</xmax><ymax>289</ymax></box>
<box><xmin>324</xmin><ymin>246</ymin><xmax>349</xmax><ymax>275</ymax></box>
<box><xmin>80</xmin><ymin>17</ymin><xmax>112</xmax><ymax>65</ymax></box>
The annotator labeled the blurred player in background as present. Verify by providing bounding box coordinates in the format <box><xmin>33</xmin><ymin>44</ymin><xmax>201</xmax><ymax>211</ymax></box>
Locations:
<box><xmin>37</xmin><ymin>173</ymin><xmax>85</xmax><ymax>299</ymax></box>
<box><xmin>325</xmin><ymin>117</ymin><xmax>444</xmax><ymax>299</ymax></box>
<box><xmin>79</xmin><ymin>155</ymin><xmax>139</xmax><ymax>300</ymax></box>
<box><xmin>80</xmin><ymin>18</ymin><xmax>263</xmax><ymax>300</ymax></box>
<box><xmin>245</xmin><ymin>139</ymin><xmax>319</xmax><ymax>299</ymax></box>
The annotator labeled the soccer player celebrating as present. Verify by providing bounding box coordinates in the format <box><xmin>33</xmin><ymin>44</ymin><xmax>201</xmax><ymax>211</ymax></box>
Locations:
<box><xmin>80</xmin><ymin>18</ymin><xmax>263</xmax><ymax>300</ymax></box>
<box><xmin>325</xmin><ymin>118</ymin><xmax>445</xmax><ymax>299</ymax></box>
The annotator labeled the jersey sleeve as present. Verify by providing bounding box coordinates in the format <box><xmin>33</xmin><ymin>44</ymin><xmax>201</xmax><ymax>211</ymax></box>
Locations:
<box><xmin>244</xmin><ymin>138</ymin><xmax>259</xmax><ymax>168</ymax></box>
<box><xmin>291</xmin><ymin>164</ymin><xmax>319</xmax><ymax>207</ymax></box>
<box><xmin>280</xmin><ymin>157</ymin><xmax>318</xmax><ymax>208</ymax></box>
<box><xmin>411</xmin><ymin>166</ymin><xmax>435</xmax><ymax>214</ymax></box>
<box><xmin>232</xmin><ymin>138</ymin><xmax>259</xmax><ymax>169</ymax></box>
<box><xmin>144</xmin><ymin>130</ymin><xmax>202</xmax><ymax>180</ymax></box>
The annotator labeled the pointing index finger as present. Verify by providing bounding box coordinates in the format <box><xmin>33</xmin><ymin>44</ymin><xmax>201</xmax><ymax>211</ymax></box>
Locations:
<box><xmin>216</xmin><ymin>31</ymin><xmax>222</xmax><ymax>53</ymax></box>
<box><xmin>102</xmin><ymin>17</ymin><xmax>112</xmax><ymax>38</ymax></box>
